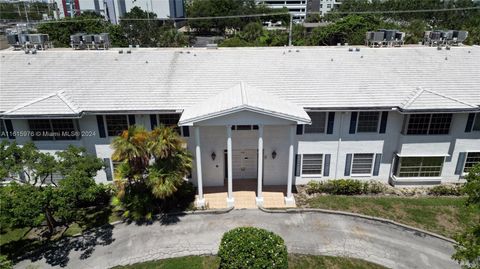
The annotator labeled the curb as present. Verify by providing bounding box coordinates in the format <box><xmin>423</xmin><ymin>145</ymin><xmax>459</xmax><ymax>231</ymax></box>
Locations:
<box><xmin>258</xmin><ymin>206</ymin><xmax>457</xmax><ymax>244</ymax></box>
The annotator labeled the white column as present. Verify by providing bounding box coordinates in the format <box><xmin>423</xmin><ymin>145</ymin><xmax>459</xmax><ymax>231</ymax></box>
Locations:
<box><xmin>285</xmin><ymin>125</ymin><xmax>296</xmax><ymax>206</ymax></box>
<box><xmin>226</xmin><ymin>125</ymin><xmax>234</xmax><ymax>207</ymax></box>
<box><xmin>194</xmin><ymin>126</ymin><xmax>205</xmax><ymax>207</ymax></box>
<box><xmin>256</xmin><ymin>125</ymin><xmax>264</xmax><ymax>206</ymax></box>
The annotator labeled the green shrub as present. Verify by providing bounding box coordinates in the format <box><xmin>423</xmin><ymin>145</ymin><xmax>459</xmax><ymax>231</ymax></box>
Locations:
<box><xmin>0</xmin><ymin>254</ymin><xmax>12</xmax><ymax>269</ymax></box>
<box><xmin>428</xmin><ymin>185</ymin><xmax>464</xmax><ymax>196</ymax></box>
<box><xmin>328</xmin><ymin>179</ymin><xmax>363</xmax><ymax>195</ymax></box>
<box><xmin>218</xmin><ymin>227</ymin><xmax>288</xmax><ymax>269</ymax></box>
<box><xmin>305</xmin><ymin>181</ymin><xmax>324</xmax><ymax>194</ymax></box>
<box><xmin>306</xmin><ymin>180</ymin><xmax>386</xmax><ymax>195</ymax></box>
<box><xmin>364</xmin><ymin>180</ymin><xmax>387</xmax><ymax>194</ymax></box>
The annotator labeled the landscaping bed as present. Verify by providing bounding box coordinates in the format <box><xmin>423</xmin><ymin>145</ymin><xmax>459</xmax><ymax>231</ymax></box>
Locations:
<box><xmin>112</xmin><ymin>254</ymin><xmax>387</xmax><ymax>269</ymax></box>
<box><xmin>295</xmin><ymin>180</ymin><xmax>479</xmax><ymax>238</ymax></box>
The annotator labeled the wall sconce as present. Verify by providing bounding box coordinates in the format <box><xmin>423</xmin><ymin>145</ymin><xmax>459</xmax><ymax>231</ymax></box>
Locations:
<box><xmin>211</xmin><ymin>152</ymin><xmax>216</xmax><ymax>161</ymax></box>
<box><xmin>271</xmin><ymin>150</ymin><xmax>277</xmax><ymax>159</ymax></box>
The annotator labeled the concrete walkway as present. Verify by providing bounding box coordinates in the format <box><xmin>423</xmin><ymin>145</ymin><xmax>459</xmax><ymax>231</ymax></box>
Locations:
<box><xmin>15</xmin><ymin>210</ymin><xmax>459</xmax><ymax>269</ymax></box>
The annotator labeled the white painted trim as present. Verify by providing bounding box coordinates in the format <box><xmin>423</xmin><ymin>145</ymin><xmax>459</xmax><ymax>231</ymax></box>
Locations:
<box><xmin>300</xmin><ymin>153</ymin><xmax>324</xmax><ymax>177</ymax></box>
<box><xmin>356</xmin><ymin>111</ymin><xmax>381</xmax><ymax>133</ymax></box>
<box><xmin>350</xmin><ymin>153</ymin><xmax>375</xmax><ymax>177</ymax></box>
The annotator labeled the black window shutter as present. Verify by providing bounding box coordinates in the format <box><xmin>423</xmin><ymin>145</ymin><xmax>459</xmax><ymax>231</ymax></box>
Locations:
<box><xmin>323</xmin><ymin>154</ymin><xmax>331</xmax><ymax>176</ymax></box>
<box><xmin>96</xmin><ymin>115</ymin><xmax>106</xmax><ymax>138</ymax></box>
<box><xmin>349</xmin><ymin>112</ymin><xmax>358</xmax><ymax>134</ymax></box>
<box><xmin>379</xmin><ymin>112</ymin><xmax>389</xmax><ymax>133</ymax></box>
<box><xmin>465</xmin><ymin>113</ymin><xmax>475</xmax><ymax>133</ymax></box>
<box><xmin>344</xmin><ymin>154</ymin><xmax>352</xmax><ymax>176</ymax></box>
<box><xmin>392</xmin><ymin>154</ymin><xmax>400</xmax><ymax>177</ymax></box>
<box><xmin>373</xmin><ymin>153</ymin><xmax>382</xmax><ymax>176</ymax></box>
<box><xmin>327</xmin><ymin>112</ymin><xmax>335</xmax><ymax>134</ymax></box>
<box><xmin>295</xmin><ymin>154</ymin><xmax>301</xmax><ymax>176</ymax></box>
<box><xmin>296</xmin><ymin>125</ymin><xmax>303</xmax><ymax>135</ymax></box>
<box><xmin>150</xmin><ymin>114</ymin><xmax>158</xmax><ymax>130</ymax></box>
<box><xmin>182</xmin><ymin>126</ymin><xmax>190</xmax><ymax>137</ymax></box>
<box><xmin>103</xmin><ymin>158</ymin><xmax>113</xmax><ymax>181</ymax></box>
<box><xmin>455</xmin><ymin>152</ymin><xmax>467</xmax><ymax>175</ymax></box>
<box><xmin>128</xmin><ymin>115</ymin><xmax>136</xmax><ymax>126</ymax></box>
<box><xmin>4</xmin><ymin>119</ymin><xmax>14</xmax><ymax>139</ymax></box>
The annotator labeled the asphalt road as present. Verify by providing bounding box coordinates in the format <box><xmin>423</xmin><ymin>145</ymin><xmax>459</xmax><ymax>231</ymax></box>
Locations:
<box><xmin>15</xmin><ymin>210</ymin><xmax>459</xmax><ymax>269</ymax></box>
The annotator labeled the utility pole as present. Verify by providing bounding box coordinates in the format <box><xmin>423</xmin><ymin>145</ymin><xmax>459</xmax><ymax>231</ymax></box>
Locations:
<box><xmin>288</xmin><ymin>13</ymin><xmax>293</xmax><ymax>46</ymax></box>
<box><xmin>23</xmin><ymin>2</ymin><xmax>30</xmax><ymax>31</ymax></box>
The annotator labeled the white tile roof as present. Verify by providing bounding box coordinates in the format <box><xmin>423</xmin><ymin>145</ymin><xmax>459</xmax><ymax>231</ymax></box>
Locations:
<box><xmin>400</xmin><ymin>87</ymin><xmax>478</xmax><ymax>111</ymax></box>
<box><xmin>179</xmin><ymin>82</ymin><xmax>311</xmax><ymax>125</ymax></box>
<box><xmin>4</xmin><ymin>91</ymin><xmax>80</xmax><ymax>117</ymax></box>
<box><xmin>1</xmin><ymin>46</ymin><xmax>479</xmax><ymax>117</ymax></box>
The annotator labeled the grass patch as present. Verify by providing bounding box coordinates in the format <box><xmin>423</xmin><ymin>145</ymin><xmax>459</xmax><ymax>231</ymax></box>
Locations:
<box><xmin>0</xmin><ymin>206</ymin><xmax>119</xmax><ymax>261</ymax></box>
<box><xmin>113</xmin><ymin>254</ymin><xmax>386</xmax><ymax>269</ymax></box>
<box><xmin>304</xmin><ymin>196</ymin><xmax>479</xmax><ymax>238</ymax></box>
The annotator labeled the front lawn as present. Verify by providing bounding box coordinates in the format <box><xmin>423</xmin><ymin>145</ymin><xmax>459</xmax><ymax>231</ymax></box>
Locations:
<box><xmin>113</xmin><ymin>254</ymin><xmax>387</xmax><ymax>269</ymax></box>
<box><xmin>301</xmin><ymin>196</ymin><xmax>479</xmax><ymax>238</ymax></box>
<box><xmin>0</xmin><ymin>206</ymin><xmax>120</xmax><ymax>260</ymax></box>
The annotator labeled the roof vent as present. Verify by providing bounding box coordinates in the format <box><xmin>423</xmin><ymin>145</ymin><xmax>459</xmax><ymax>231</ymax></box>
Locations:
<box><xmin>118</xmin><ymin>49</ymin><xmax>124</xmax><ymax>54</ymax></box>
<box><xmin>348</xmin><ymin>48</ymin><xmax>353</xmax><ymax>52</ymax></box>
<box><xmin>355</xmin><ymin>47</ymin><xmax>360</xmax><ymax>52</ymax></box>
<box><xmin>206</xmin><ymin>43</ymin><xmax>218</xmax><ymax>49</ymax></box>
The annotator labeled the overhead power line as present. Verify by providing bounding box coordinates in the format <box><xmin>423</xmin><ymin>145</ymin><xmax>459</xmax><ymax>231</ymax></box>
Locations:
<box><xmin>3</xmin><ymin>6</ymin><xmax>480</xmax><ymax>25</ymax></box>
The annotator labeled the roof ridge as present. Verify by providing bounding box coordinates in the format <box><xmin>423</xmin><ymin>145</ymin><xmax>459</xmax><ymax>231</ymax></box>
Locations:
<box><xmin>56</xmin><ymin>91</ymin><xmax>80</xmax><ymax>114</ymax></box>
<box><xmin>4</xmin><ymin>91</ymin><xmax>59</xmax><ymax>114</ymax></box>
<box><xmin>240</xmin><ymin>82</ymin><xmax>248</xmax><ymax>105</ymax></box>
<box><xmin>422</xmin><ymin>89</ymin><xmax>478</xmax><ymax>108</ymax></box>
<box><xmin>402</xmin><ymin>87</ymin><xmax>425</xmax><ymax>109</ymax></box>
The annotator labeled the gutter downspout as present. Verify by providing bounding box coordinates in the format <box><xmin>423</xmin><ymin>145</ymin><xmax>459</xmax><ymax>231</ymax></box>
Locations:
<box><xmin>334</xmin><ymin>112</ymin><xmax>344</xmax><ymax>179</ymax></box>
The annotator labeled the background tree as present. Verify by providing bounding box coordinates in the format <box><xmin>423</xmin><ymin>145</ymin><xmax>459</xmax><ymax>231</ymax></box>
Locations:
<box><xmin>0</xmin><ymin>142</ymin><xmax>106</xmax><ymax>234</ymax></box>
<box><xmin>453</xmin><ymin>163</ymin><xmax>480</xmax><ymax>268</ymax></box>
<box><xmin>36</xmin><ymin>12</ymin><xmax>109</xmax><ymax>47</ymax></box>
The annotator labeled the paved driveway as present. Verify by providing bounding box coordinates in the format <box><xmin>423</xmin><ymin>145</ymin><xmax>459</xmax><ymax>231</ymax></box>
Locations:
<box><xmin>15</xmin><ymin>210</ymin><xmax>459</xmax><ymax>269</ymax></box>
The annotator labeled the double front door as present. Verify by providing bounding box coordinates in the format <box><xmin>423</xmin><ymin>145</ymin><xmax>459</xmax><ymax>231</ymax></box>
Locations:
<box><xmin>225</xmin><ymin>149</ymin><xmax>258</xmax><ymax>179</ymax></box>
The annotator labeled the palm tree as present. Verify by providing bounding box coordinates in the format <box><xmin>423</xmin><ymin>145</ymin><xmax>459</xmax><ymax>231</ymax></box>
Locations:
<box><xmin>147</xmin><ymin>126</ymin><xmax>192</xmax><ymax>199</ymax></box>
<box><xmin>110</xmin><ymin>124</ymin><xmax>192</xmax><ymax>211</ymax></box>
<box><xmin>111</xmin><ymin>125</ymin><xmax>150</xmax><ymax>182</ymax></box>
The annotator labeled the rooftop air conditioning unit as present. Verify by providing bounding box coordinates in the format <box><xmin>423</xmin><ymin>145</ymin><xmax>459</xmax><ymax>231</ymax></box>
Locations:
<box><xmin>372</xmin><ymin>32</ymin><xmax>384</xmax><ymax>42</ymax></box>
<box><xmin>6</xmin><ymin>34</ymin><xmax>19</xmax><ymax>45</ymax></box>
<box><xmin>456</xmin><ymin>31</ymin><xmax>468</xmax><ymax>42</ymax></box>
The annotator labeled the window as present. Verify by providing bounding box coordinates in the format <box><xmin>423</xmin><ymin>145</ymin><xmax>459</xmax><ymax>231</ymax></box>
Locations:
<box><xmin>473</xmin><ymin>114</ymin><xmax>480</xmax><ymax>131</ymax></box>
<box><xmin>396</xmin><ymin>156</ymin><xmax>444</xmax><ymax>177</ymax></box>
<box><xmin>158</xmin><ymin>114</ymin><xmax>180</xmax><ymax>133</ymax></box>
<box><xmin>105</xmin><ymin>115</ymin><xmax>129</xmax><ymax>136</ymax></box>
<box><xmin>327</xmin><ymin>4</ymin><xmax>331</xmax><ymax>8</ymax></box>
<box><xmin>464</xmin><ymin>152</ymin><xmax>480</xmax><ymax>173</ymax></box>
<box><xmin>231</xmin><ymin>125</ymin><xmax>259</xmax><ymax>131</ymax></box>
<box><xmin>158</xmin><ymin>114</ymin><xmax>180</xmax><ymax>126</ymax></box>
<box><xmin>28</xmin><ymin>119</ymin><xmax>78</xmax><ymax>141</ymax></box>
<box><xmin>351</xmin><ymin>153</ymin><xmax>374</xmax><ymax>175</ymax></box>
<box><xmin>301</xmin><ymin>154</ymin><xmax>323</xmax><ymax>175</ymax></box>
<box><xmin>357</xmin><ymin>112</ymin><xmax>380</xmax><ymax>133</ymax></box>
<box><xmin>0</xmin><ymin>120</ymin><xmax>6</xmax><ymax>138</ymax></box>
<box><xmin>305</xmin><ymin>112</ymin><xmax>326</xmax><ymax>133</ymax></box>
<box><xmin>406</xmin><ymin>114</ymin><xmax>452</xmax><ymax>135</ymax></box>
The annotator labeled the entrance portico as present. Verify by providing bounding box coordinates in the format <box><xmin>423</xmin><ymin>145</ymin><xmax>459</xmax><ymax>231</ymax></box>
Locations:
<box><xmin>179</xmin><ymin>82</ymin><xmax>311</xmax><ymax>208</ymax></box>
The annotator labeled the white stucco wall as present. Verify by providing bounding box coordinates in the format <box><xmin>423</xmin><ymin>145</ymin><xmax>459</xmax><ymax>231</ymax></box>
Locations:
<box><xmin>4</xmin><ymin>111</ymin><xmax>479</xmax><ymax>187</ymax></box>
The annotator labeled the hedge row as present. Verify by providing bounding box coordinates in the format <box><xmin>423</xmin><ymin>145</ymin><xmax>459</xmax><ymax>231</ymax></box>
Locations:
<box><xmin>305</xmin><ymin>179</ymin><xmax>465</xmax><ymax>196</ymax></box>
<box><xmin>305</xmin><ymin>179</ymin><xmax>386</xmax><ymax>195</ymax></box>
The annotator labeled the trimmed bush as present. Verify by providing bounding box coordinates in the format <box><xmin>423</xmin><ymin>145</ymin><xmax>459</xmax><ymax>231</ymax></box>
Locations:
<box><xmin>306</xmin><ymin>179</ymin><xmax>368</xmax><ymax>195</ymax></box>
<box><xmin>428</xmin><ymin>185</ymin><xmax>464</xmax><ymax>196</ymax></box>
<box><xmin>218</xmin><ymin>227</ymin><xmax>288</xmax><ymax>269</ymax></box>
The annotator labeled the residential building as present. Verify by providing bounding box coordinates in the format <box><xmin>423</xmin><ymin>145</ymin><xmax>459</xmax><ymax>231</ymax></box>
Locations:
<box><xmin>307</xmin><ymin>0</ymin><xmax>342</xmax><ymax>16</ymax></box>
<box><xmin>257</xmin><ymin>0</ymin><xmax>307</xmax><ymax>21</ymax></box>
<box><xmin>53</xmin><ymin>0</ymin><xmax>184</xmax><ymax>24</ymax></box>
<box><xmin>1</xmin><ymin>46</ymin><xmax>479</xmax><ymax>207</ymax></box>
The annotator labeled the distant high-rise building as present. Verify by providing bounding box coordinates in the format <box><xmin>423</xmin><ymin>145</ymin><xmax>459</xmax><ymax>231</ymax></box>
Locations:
<box><xmin>307</xmin><ymin>0</ymin><xmax>342</xmax><ymax>17</ymax></box>
<box><xmin>53</xmin><ymin>0</ymin><xmax>184</xmax><ymax>24</ymax></box>
<box><xmin>256</xmin><ymin>0</ymin><xmax>307</xmax><ymax>22</ymax></box>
